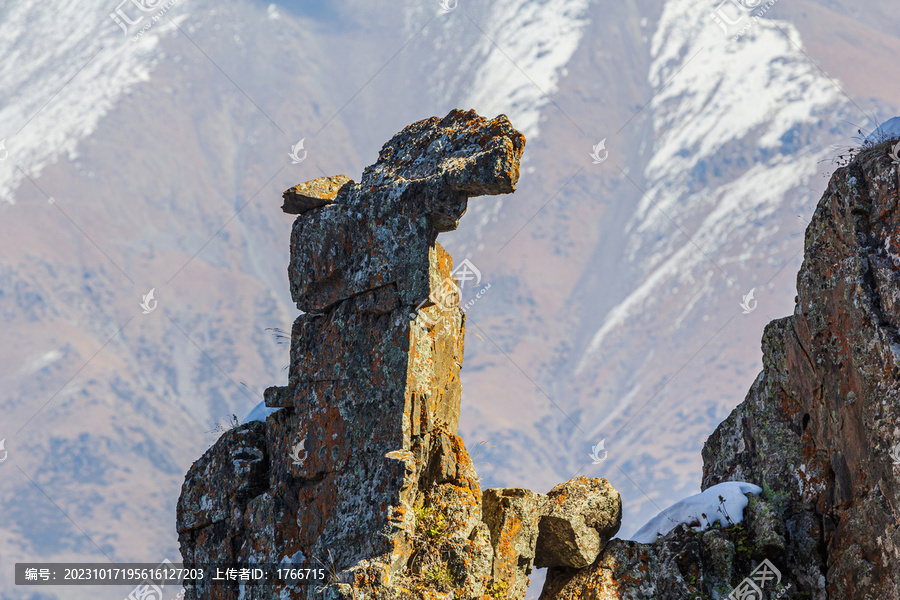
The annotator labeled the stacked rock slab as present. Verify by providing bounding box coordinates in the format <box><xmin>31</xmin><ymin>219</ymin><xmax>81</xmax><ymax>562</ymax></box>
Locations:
<box><xmin>176</xmin><ymin>109</ymin><xmax>623</xmax><ymax>600</ymax></box>
<box><xmin>540</xmin><ymin>140</ymin><xmax>900</xmax><ymax>599</ymax></box>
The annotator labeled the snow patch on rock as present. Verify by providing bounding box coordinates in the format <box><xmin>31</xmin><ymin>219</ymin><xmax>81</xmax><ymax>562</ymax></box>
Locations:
<box><xmin>628</xmin><ymin>481</ymin><xmax>762</xmax><ymax>543</ymax></box>
<box><xmin>243</xmin><ymin>400</ymin><xmax>281</xmax><ymax>424</ymax></box>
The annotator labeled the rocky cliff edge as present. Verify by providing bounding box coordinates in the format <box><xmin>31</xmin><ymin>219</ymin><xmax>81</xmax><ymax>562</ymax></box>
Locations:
<box><xmin>176</xmin><ymin>114</ymin><xmax>900</xmax><ymax>600</ymax></box>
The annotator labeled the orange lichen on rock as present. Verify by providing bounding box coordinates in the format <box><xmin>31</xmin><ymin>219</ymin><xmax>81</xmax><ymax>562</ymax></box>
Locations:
<box><xmin>176</xmin><ymin>110</ymin><xmax>630</xmax><ymax>600</ymax></box>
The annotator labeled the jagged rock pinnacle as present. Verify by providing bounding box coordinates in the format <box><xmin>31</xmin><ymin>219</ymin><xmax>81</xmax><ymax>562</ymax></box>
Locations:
<box><xmin>176</xmin><ymin>109</ymin><xmax>621</xmax><ymax>600</ymax></box>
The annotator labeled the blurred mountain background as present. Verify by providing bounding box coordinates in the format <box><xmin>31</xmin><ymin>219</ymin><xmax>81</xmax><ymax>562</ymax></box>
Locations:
<box><xmin>1</xmin><ymin>0</ymin><xmax>897</xmax><ymax>598</ymax></box>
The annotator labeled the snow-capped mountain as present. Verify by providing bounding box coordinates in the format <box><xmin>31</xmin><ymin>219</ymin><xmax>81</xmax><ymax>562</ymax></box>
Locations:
<box><xmin>552</xmin><ymin>0</ymin><xmax>865</xmax><ymax>532</ymax></box>
<box><xmin>0</xmin><ymin>0</ymin><xmax>185</xmax><ymax>203</ymax></box>
<box><xmin>0</xmin><ymin>0</ymin><xmax>896</xmax><ymax>598</ymax></box>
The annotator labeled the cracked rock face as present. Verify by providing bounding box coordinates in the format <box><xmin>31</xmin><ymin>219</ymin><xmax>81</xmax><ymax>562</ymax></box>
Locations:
<box><xmin>535</xmin><ymin>477</ymin><xmax>621</xmax><ymax>570</ymax></box>
<box><xmin>539</xmin><ymin>494</ymin><xmax>790</xmax><ymax>600</ymax></box>
<box><xmin>539</xmin><ymin>141</ymin><xmax>900</xmax><ymax>599</ymax></box>
<box><xmin>176</xmin><ymin>114</ymin><xmax>899</xmax><ymax>600</ymax></box>
<box><xmin>702</xmin><ymin>141</ymin><xmax>900</xmax><ymax>599</ymax></box>
<box><xmin>287</xmin><ymin>109</ymin><xmax>524</xmax><ymax>314</ymax></box>
<box><xmin>177</xmin><ymin>109</ymin><xmax>524</xmax><ymax>600</ymax></box>
<box><xmin>176</xmin><ymin>110</ymin><xmax>622</xmax><ymax>600</ymax></box>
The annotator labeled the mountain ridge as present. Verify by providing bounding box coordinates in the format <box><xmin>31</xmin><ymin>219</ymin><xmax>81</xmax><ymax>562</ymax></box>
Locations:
<box><xmin>2</xmin><ymin>2</ymin><xmax>899</xmax><ymax>598</ymax></box>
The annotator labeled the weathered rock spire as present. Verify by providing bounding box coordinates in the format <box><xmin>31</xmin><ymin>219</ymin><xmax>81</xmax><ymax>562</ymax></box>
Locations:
<box><xmin>176</xmin><ymin>109</ymin><xmax>621</xmax><ymax>600</ymax></box>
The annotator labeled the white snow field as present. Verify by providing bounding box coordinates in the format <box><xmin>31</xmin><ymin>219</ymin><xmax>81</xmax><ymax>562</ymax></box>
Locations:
<box><xmin>243</xmin><ymin>400</ymin><xmax>282</xmax><ymax>423</ymax></box>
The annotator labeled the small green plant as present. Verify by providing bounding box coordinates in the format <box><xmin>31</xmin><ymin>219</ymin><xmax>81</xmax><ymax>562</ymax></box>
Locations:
<box><xmin>414</xmin><ymin>503</ymin><xmax>448</xmax><ymax>540</ymax></box>
<box><xmin>404</xmin><ymin>499</ymin><xmax>458</xmax><ymax>594</ymax></box>
<box><xmin>428</xmin><ymin>513</ymin><xmax>447</xmax><ymax>539</ymax></box>
<box><xmin>729</xmin><ymin>523</ymin><xmax>753</xmax><ymax>560</ymax></box>
<box><xmin>487</xmin><ymin>579</ymin><xmax>508</xmax><ymax>599</ymax></box>
<box><xmin>424</xmin><ymin>565</ymin><xmax>453</xmax><ymax>588</ymax></box>
<box><xmin>760</xmin><ymin>480</ymin><xmax>775</xmax><ymax>502</ymax></box>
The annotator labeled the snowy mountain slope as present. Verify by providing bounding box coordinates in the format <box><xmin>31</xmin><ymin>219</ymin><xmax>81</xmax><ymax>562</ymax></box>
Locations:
<box><xmin>559</xmin><ymin>0</ymin><xmax>866</xmax><ymax>531</ymax></box>
<box><xmin>0</xmin><ymin>2</ymin><xmax>357</xmax><ymax>598</ymax></box>
<box><xmin>434</xmin><ymin>0</ymin><xmax>888</xmax><ymax>540</ymax></box>
<box><xmin>0</xmin><ymin>0</ymin><xmax>185</xmax><ymax>203</ymax></box>
<box><xmin>0</xmin><ymin>1</ymin><xmax>897</xmax><ymax>599</ymax></box>
<box><xmin>392</xmin><ymin>0</ymin><xmax>594</xmax><ymax>256</ymax></box>
<box><xmin>400</xmin><ymin>0</ymin><xmax>591</xmax><ymax>141</ymax></box>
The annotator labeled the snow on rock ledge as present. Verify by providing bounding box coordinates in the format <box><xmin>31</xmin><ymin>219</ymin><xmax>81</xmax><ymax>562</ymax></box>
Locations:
<box><xmin>628</xmin><ymin>481</ymin><xmax>761</xmax><ymax>543</ymax></box>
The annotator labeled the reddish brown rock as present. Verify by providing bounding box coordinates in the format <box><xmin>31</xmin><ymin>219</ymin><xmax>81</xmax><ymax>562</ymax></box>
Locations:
<box><xmin>534</xmin><ymin>477</ymin><xmax>621</xmax><ymax>569</ymax></box>
<box><xmin>287</xmin><ymin>109</ymin><xmax>524</xmax><ymax>314</ymax></box>
<box><xmin>177</xmin><ymin>422</ymin><xmax>269</xmax><ymax>534</ymax></box>
<box><xmin>281</xmin><ymin>174</ymin><xmax>352</xmax><ymax>214</ymax></box>
<box><xmin>176</xmin><ymin>110</ymin><xmax>540</xmax><ymax>600</ymax></box>
<box><xmin>701</xmin><ymin>139</ymin><xmax>900</xmax><ymax>599</ymax></box>
<box><xmin>177</xmin><ymin>109</ymin><xmax>629</xmax><ymax>600</ymax></box>
<box><xmin>539</xmin><ymin>139</ymin><xmax>900</xmax><ymax>600</ymax></box>
<box><xmin>483</xmin><ymin>488</ymin><xmax>549</xmax><ymax>599</ymax></box>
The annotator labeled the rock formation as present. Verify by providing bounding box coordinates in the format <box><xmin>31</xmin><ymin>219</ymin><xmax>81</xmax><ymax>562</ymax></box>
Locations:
<box><xmin>177</xmin><ymin>113</ymin><xmax>900</xmax><ymax>599</ymax></box>
<box><xmin>176</xmin><ymin>109</ymin><xmax>622</xmax><ymax>600</ymax></box>
<box><xmin>540</xmin><ymin>140</ymin><xmax>900</xmax><ymax>598</ymax></box>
